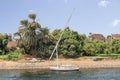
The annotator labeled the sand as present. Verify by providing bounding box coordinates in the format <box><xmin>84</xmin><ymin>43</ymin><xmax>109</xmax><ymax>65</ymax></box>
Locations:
<box><xmin>0</xmin><ymin>58</ymin><xmax>120</xmax><ymax>70</ymax></box>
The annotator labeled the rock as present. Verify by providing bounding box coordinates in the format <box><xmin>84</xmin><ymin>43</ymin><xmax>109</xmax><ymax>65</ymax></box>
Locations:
<box><xmin>93</xmin><ymin>57</ymin><xmax>103</xmax><ymax>61</ymax></box>
<box><xmin>30</xmin><ymin>58</ymin><xmax>38</xmax><ymax>62</ymax></box>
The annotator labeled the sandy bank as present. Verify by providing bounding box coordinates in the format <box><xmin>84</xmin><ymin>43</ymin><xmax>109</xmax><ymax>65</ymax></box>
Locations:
<box><xmin>0</xmin><ymin>58</ymin><xmax>120</xmax><ymax>70</ymax></box>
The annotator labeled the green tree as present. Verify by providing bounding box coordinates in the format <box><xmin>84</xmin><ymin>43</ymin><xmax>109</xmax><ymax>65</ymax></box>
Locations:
<box><xmin>51</xmin><ymin>29</ymin><xmax>62</xmax><ymax>41</ymax></box>
<box><xmin>0</xmin><ymin>33</ymin><xmax>9</xmax><ymax>54</ymax></box>
<box><xmin>37</xmin><ymin>27</ymin><xmax>54</xmax><ymax>58</ymax></box>
<box><xmin>50</xmin><ymin>28</ymin><xmax>86</xmax><ymax>58</ymax></box>
<box><xmin>104</xmin><ymin>43</ymin><xmax>112</xmax><ymax>55</ymax></box>
<box><xmin>14</xmin><ymin>14</ymin><xmax>41</xmax><ymax>56</ymax></box>
<box><xmin>14</xmin><ymin>14</ymin><xmax>55</xmax><ymax>58</ymax></box>
<box><xmin>94</xmin><ymin>40</ymin><xmax>105</xmax><ymax>54</ymax></box>
<box><xmin>111</xmin><ymin>39</ymin><xmax>120</xmax><ymax>53</ymax></box>
<box><xmin>83</xmin><ymin>38</ymin><xmax>96</xmax><ymax>56</ymax></box>
<box><xmin>52</xmin><ymin>28</ymin><xmax>86</xmax><ymax>58</ymax></box>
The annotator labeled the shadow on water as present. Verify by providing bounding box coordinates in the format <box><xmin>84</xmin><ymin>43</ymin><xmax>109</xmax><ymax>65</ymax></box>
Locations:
<box><xmin>0</xmin><ymin>68</ymin><xmax>120</xmax><ymax>80</ymax></box>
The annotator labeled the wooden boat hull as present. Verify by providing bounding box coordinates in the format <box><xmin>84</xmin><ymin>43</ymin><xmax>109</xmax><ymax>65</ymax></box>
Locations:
<box><xmin>49</xmin><ymin>66</ymin><xmax>79</xmax><ymax>71</ymax></box>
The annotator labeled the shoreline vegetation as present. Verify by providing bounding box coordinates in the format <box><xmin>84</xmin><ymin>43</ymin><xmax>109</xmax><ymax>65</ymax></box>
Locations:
<box><xmin>1</xmin><ymin>14</ymin><xmax>120</xmax><ymax>70</ymax></box>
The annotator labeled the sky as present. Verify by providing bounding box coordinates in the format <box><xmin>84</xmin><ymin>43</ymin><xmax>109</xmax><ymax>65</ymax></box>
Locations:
<box><xmin>0</xmin><ymin>0</ymin><xmax>120</xmax><ymax>37</ymax></box>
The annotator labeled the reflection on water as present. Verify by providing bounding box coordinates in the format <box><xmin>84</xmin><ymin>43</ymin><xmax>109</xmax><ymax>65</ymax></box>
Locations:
<box><xmin>0</xmin><ymin>68</ymin><xmax>120</xmax><ymax>80</ymax></box>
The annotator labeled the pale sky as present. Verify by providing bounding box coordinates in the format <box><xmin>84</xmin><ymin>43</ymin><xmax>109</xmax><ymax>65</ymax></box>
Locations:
<box><xmin>0</xmin><ymin>0</ymin><xmax>120</xmax><ymax>36</ymax></box>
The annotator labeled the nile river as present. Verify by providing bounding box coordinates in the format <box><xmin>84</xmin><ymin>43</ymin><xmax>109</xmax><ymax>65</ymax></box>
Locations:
<box><xmin>0</xmin><ymin>68</ymin><xmax>120</xmax><ymax>80</ymax></box>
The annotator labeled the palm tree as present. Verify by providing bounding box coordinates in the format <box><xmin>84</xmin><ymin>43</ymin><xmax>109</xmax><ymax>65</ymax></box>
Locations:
<box><xmin>29</xmin><ymin>14</ymin><xmax>36</xmax><ymax>22</ymax></box>
<box><xmin>14</xmin><ymin>20</ymin><xmax>28</xmax><ymax>48</ymax></box>
<box><xmin>14</xmin><ymin>14</ymin><xmax>41</xmax><ymax>56</ymax></box>
<box><xmin>37</xmin><ymin>27</ymin><xmax>54</xmax><ymax>58</ymax></box>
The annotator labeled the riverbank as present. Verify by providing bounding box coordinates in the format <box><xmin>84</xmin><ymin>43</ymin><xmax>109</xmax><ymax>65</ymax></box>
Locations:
<box><xmin>0</xmin><ymin>58</ymin><xmax>120</xmax><ymax>70</ymax></box>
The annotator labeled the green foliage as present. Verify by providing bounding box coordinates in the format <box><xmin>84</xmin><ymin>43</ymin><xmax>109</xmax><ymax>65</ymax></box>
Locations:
<box><xmin>0</xmin><ymin>33</ymin><xmax>9</xmax><ymax>54</ymax></box>
<box><xmin>0</xmin><ymin>51</ymin><xmax>21</xmax><ymax>60</ymax></box>
<box><xmin>36</xmin><ymin>27</ymin><xmax>55</xmax><ymax>58</ymax></box>
<box><xmin>8</xmin><ymin>46</ymin><xmax>17</xmax><ymax>52</ymax></box>
<box><xmin>111</xmin><ymin>39</ymin><xmax>120</xmax><ymax>53</ymax></box>
<box><xmin>13</xmin><ymin>13</ymin><xmax>120</xmax><ymax>59</ymax></box>
<box><xmin>96</xmin><ymin>53</ymin><xmax>120</xmax><ymax>58</ymax></box>
<box><xmin>95</xmin><ymin>41</ymin><xmax>105</xmax><ymax>54</ymax></box>
<box><xmin>14</xmin><ymin>14</ymin><xmax>41</xmax><ymax>56</ymax></box>
<box><xmin>83</xmin><ymin>39</ymin><xmax>96</xmax><ymax>56</ymax></box>
<box><xmin>28</xmin><ymin>14</ymin><xmax>36</xmax><ymax>21</ymax></box>
<box><xmin>14</xmin><ymin>14</ymin><xmax>54</xmax><ymax>58</ymax></box>
<box><xmin>53</xmin><ymin>28</ymin><xmax>86</xmax><ymax>58</ymax></box>
<box><xmin>51</xmin><ymin>29</ymin><xmax>62</xmax><ymax>41</ymax></box>
<box><xmin>61</xmin><ymin>39</ymin><xmax>79</xmax><ymax>57</ymax></box>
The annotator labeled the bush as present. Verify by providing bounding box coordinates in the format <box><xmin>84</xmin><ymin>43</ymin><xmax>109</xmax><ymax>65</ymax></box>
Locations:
<box><xmin>96</xmin><ymin>53</ymin><xmax>120</xmax><ymax>58</ymax></box>
<box><xmin>9</xmin><ymin>47</ymin><xmax>17</xmax><ymax>52</ymax></box>
<box><xmin>0</xmin><ymin>51</ymin><xmax>21</xmax><ymax>60</ymax></box>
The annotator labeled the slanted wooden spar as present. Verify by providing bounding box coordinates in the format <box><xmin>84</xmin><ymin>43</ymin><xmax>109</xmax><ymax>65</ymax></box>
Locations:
<box><xmin>49</xmin><ymin>9</ymin><xmax>79</xmax><ymax>71</ymax></box>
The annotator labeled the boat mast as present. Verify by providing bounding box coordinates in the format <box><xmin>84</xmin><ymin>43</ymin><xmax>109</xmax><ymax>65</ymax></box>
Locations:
<box><xmin>49</xmin><ymin>9</ymin><xmax>75</xmax><ymax>67</ymax></box>
<box><xmin>56</xmin><ymin>46</ymin><xmax>58</xmax><ymax>67</ymax></box>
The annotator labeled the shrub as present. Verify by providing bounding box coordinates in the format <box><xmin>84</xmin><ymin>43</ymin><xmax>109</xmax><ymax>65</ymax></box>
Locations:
<box><xmin>0</xmin><ymin>51</ymin><xmax>21</xmax><ymax>60</ymax></box>
<box><xmin>9</xmin><ymin>47</ymin><xmax>17</xmax><ymax>52</ymax></box>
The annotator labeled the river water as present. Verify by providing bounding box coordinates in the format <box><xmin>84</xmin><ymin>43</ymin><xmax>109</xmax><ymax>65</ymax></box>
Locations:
<box><xmin>0</xmin><ymin>68</ymin><xmax>120</xmax><ymax>80</ymax></box>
